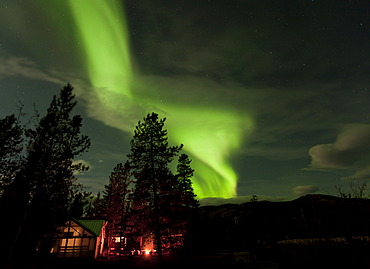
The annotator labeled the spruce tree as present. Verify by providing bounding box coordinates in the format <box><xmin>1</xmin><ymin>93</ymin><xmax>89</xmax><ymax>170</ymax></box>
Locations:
<box><xmin>68</xmin><ymin>190</ymin><xmax>93</xmax><ymax>218</ymax></box>
<box><xmin>172</xmin><ymin>154</ymin><xmax>199</xmax><ymax>249</ymax></box>
<box><xmin>176</xmin><ymin>153</ymin><xmax>199</xmax><ymax>210</ymax></box>
<box><xmin>104</xmin><ymin>161</ymin><xmax>133</xmax><ymax>255</ymax></box>
<box><xmin>128</xmin><ymin>113</ymin><xmax>183</xmax><ymax>255</ymax></box>
<box><xmin>0</xmin><ymin>114</ymin><xmax>23</xmax><ymax>197</ymax></box>
<box><xmin>158</xmin><ymin>154</ymin><xmax>199</xmax><ymax>249</ymax></box>
<box><xmin>85</xmin><ymin>192</ymin><xmax>106</xmax><ymax>220</ymax></box>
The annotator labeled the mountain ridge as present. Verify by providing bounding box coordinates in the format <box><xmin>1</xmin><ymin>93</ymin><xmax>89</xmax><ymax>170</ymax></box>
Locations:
<box><xmin>193</xmin><ymin>194</ymin><xmax>370</xmax><ymax>252</ymax></box>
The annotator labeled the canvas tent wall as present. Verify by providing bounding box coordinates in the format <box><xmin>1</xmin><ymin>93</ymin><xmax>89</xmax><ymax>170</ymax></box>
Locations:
<box><xmin>49</xmin><ymin>219</ymin><xmax>106</xmax><ymax>258</ymax></box>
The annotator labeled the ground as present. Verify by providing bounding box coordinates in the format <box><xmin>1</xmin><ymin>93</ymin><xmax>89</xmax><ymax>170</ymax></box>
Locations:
<box><xmin>8</xmin><ymin>245</ymin><xmax>370</xmax><ymax>269</ymax></box>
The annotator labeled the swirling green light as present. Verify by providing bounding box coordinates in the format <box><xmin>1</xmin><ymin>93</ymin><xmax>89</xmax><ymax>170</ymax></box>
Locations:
<box><xmin>66</xmin><ymin>0</ymin><xmax>252</xmax><ymax>198</ymax></box>
<box><xmin>163</xmin><ymin>106</ymin><xmax>252</xmax><ymax>198</ymax></box>
<box><xmin>67</xmin><ymin>0</ymin><xmax>133</xmax><ymax>99</ymax></box>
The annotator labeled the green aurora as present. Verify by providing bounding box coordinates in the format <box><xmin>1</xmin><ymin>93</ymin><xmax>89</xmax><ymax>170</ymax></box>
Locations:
<box><xmin>1</xmin><ymin>0</ymin><xmax>370</xmax><ymax>202</ymax></box>
<box><xmin>66</xmin><ymin>0</ymin><xmax>253</xmax><ymax>198</ymax></box>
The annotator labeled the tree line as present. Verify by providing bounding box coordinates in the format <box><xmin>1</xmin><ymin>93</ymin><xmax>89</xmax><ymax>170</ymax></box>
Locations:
<box><xmin>0</xmin><ymin>83</ymin><xmax>198</xmax><ymax>265</ymax></box>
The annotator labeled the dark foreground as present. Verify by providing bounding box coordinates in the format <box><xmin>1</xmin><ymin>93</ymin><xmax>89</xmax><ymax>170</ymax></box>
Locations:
<box><xmin>7</xmin><ymin>245</ymin><xmax>370</xmax><ymax>269</ymax></box>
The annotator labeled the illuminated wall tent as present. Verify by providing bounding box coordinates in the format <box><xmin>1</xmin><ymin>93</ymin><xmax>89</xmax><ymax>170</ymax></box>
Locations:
<box><xmin>48</xmin><ymin>219</ymin><xmax>107</xmax><ymax>258</ymax></box>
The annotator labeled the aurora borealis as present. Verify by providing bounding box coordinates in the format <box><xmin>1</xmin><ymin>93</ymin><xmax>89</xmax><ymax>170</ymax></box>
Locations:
<box><xmin>64</xmin><ymin>0</ymin><xmax>250</xmax><ymax>198</ymax></box>
<box><xmin>68</xmin><ymin>1</ymin><xmax>133</xmax><ymax>99</ymax></box>
<box><xmin>1</xmin><ymin>0</ymin><xmax>370</xmax><ymax>203</ymax></box>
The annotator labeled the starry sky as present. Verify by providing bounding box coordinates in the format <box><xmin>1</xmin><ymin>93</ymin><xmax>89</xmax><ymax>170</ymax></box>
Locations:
<box><xmin>1</xmin><ymin>0</ymin><xmax>370</xmax><ymax>204</ymax></box>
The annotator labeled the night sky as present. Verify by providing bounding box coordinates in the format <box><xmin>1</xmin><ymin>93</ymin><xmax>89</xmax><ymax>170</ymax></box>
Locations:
<box><xmin>1</xmin><ymin>0</ymin><xmax>370</xmax><ymax>204</ymax></box>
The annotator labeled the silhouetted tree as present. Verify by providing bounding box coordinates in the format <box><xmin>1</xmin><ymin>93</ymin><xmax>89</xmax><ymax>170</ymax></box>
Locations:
<box><xmin>128</xmin><ymin>113</ymin><xmax>199</xmax><ymax>255</ymax></box>
<box><xmin>250</xmin><ymin>195</ymin><xmax>259</xmax><ymax>202</ymax></box>
<box><xmin>85</xmin><ymin>192</ymin><xmax>107</xmax><ymax>219</ymax></box>
<box><xmin>335</xmin><ymin>181</ymin><xmax>368</xmax><ymax>199</ymax></box>
<box><xmin>0</xmin><ymin>114</ymin><xmax>23</xmax><ymax>197</ymax></box>
<box><xmin>68</xmin><ymin>189</ymin><xmax>93</xmax><ymax>218</ymax></box>
<box><xmin>104</xmin><ymin>161</ymin><xmax>133</xmax><ymax>255</ymax></box>
<box><xmin>160</xmin><ymin>153</ymin><xmax>198</xmax><ymax>249</ymax></box>
<box><xmin>176</xmin><ymin>154</ymin><xmax>199</xmax><ymax>210</ymax></box>
<box><xmin>2</xmin><ymin>83</ymin><xmax>91</xmax><ymax>263</ymax></box>
<box><xmin>128</xmin><ymin>113</ymin><xmax>183</xmax><ymax>255</ymax></box>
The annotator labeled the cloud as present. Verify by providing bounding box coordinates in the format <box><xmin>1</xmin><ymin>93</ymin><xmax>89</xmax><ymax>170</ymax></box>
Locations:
<box><xmin>0</xmin><ymin>53</ymin><xmax>141</xmax><ymax>132</ymax></box>
<box><xmin>342</xmin><ymin>166</ymin><xmax>370</xmax><ymax>181</ymax></box>
<box><xmin>305</xmin><ymin>124</ymin><xmax>370</xmax><ymax>170</ymax></box>
<box><xmin>292</xmin><ymin>185</ymin><xmax>319</xmax><ymax>196</ymax></box>
<box><xmin>78</xmin><ymin>86</ymin><xmax>145</xmax><ymax>132</ymax></box>
<box><xmin>0</xmin><ymin>54</ymin><xmax>64</xmax><ymax>84</ymax></box>
<box><xmin>0</xmin><ymin>52</ymin><xmax>140</xmax><ymax>135</ymax></box>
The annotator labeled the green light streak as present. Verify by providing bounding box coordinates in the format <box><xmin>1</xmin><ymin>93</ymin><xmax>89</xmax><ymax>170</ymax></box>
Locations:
<box><xmin>67</xmin><ymin>0</ymin><xmax>133</xmax><ymax>99</ymax></box>
<box><xmin>65</xmin><ymin>0</ymin><xmax>253</xmax><ymax>198</ymax></box>
<box><xmin>163</xmin><ymin>106</ymin><xmax>252</xmax><ymax>198</ymax></box>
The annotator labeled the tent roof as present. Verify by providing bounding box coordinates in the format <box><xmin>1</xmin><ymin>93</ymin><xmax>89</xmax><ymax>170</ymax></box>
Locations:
<box><xmin>73</xmin><ymin>219</ymin><xmax>105</xmax><ymax>237</ymax></box>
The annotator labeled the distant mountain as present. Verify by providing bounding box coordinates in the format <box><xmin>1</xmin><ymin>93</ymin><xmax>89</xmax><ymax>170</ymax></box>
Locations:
<box><xmin>192</xmin><ymin>194</ymin><xmax>370</xmax><ymax>252</ymax></box>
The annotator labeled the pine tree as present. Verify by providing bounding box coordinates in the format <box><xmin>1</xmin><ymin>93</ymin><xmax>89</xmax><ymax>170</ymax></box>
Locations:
<box><xmin>128</xmin><ymin>113</ymin><xmax>183</xmax><ymax>255</ymax></box>
<box><xmin>0</xmin><ymin>114</ymin><xmax>23</xmax><ymax>197</ymax></box>
<box><xmin>2</xmin><ymin>83</ymin><xmax>91</xmax><ymax>261</ymax></box>
<box><xmin>68</xmin><ymin>190</ymin><xmax>93</xmax><ymax>219</ymax></box>
<box><xmin>104</xmin><ymin>161</ymin><xmax>133</xmax><ymax>255</ymax></box>
<box><xmin>160</xmin><ymin>154</ymin><xmax>199</xmax><ymax>249</ymax></box>
<box><xmin>85</xmin><ymin>192</ymin><xmax>106</xmax><ymax>219</ymax></box>
<box><xmin>176</xmin><ymin>154</ymin><xmax>199</xmax><ymax>210</ymax></box>
<box><xmin>174</xmin><ymin>154</ymin><xmax>199</xmax><ymax>249</ymax></box>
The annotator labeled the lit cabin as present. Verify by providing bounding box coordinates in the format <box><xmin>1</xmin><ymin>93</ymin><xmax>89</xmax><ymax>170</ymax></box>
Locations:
<box><xmin>48</xmin><ymin>219</ymin><xmax>107</xmax><ymax>258</ymax></box>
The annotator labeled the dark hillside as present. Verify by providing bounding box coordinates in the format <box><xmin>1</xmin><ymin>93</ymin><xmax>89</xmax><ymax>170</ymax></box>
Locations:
<box><xmin>193</xmin><ymin>194</ymin><xmax>370</xmax><ymax>253</ymax></box>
